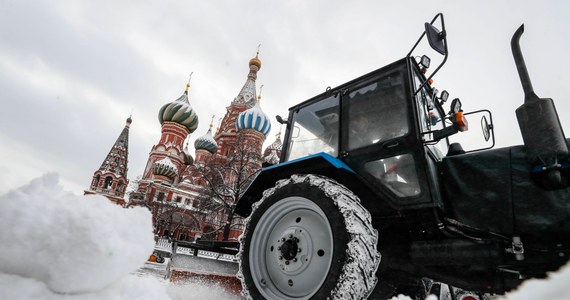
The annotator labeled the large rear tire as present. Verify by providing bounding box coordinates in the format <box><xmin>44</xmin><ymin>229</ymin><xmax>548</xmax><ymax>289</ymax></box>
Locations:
<box><xmin>237</xmin><ymin>174</ymin><xmax>380</xmax><ymax>299</ymax></box>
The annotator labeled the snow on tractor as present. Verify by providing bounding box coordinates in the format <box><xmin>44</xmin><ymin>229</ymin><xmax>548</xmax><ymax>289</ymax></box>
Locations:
<box><xmin>234</xmin><ymin>13</ymin><xmax>570</xmax><ymax>299</ymax></box>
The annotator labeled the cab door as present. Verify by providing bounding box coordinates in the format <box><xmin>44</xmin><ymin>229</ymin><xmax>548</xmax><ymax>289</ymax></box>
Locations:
<box><xmin>340</xmin><ymin>59</ymin><xmax>433</xmax><ymax>208</ymax></box>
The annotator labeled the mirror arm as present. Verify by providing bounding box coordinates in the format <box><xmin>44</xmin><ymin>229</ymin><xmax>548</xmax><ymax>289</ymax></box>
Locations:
<box><xmin>412</xmin><ymin>13</ymin><xmax>448</xmax><ymax>96</ymax></box>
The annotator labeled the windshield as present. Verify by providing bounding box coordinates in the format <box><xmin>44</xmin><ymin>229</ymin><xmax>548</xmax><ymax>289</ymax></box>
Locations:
<box><xmin>285</xmin><ymin>95</ymin><xmax>339</xmax><ymax>161</ymax></box>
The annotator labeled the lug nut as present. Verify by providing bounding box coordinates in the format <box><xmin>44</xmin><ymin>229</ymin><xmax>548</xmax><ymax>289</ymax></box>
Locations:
<box><xmin>293</xmin><ymin>258</ymin><xmax>297</xmax><ymax>262</ymax></box>
<box><xmin>285</xmin><ymin>261</ymin><xmax>290</xmax><ymax>265</ymax></box>
<box><xmin>298</xmin><ymin>248</ymin><xmax>301</xmax><ymax>253</ymax></box>
<box><xmin>279</xmin><ymin>256</ymin><xmax>283</xmax><ymax>260</ymax></box>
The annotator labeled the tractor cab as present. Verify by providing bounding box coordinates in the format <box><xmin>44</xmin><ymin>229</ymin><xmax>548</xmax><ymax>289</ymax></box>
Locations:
<box><xmin>278</xmin><ymin>38</ymin><xmax>471</xmax><ymax>212</ymax></box>
<box><xmin>281</xmin><ymin>58</ymin><xmax>437</xmax><ymax>208</ymax></box>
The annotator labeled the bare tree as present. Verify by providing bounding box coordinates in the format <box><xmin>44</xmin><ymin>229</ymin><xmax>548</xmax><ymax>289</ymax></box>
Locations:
<box><xmin>123</xmin><ymin>175</ymin><xmax>141</xmax><ymax>204</ymax></box>
<box><xmin>128</xmin><ymin>186</ymin><xmax>199</xmax><ymax>240</ymax></box>
<box><xmin>197</xmin><ymin>133</ymin><xmax>261</xmax><ymax>240</ymax></box>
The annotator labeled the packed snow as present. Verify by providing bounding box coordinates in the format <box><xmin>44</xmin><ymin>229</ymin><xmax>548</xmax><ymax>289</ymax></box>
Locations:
<box><xmin>1</xmin><ymin>173</ymin><xmax>569</xmax><ymax>299</ymax></box>
<box><xmin>0</xmin><ymin>173</ymin><xmax>239</xmax><ymax>300</ymax></box>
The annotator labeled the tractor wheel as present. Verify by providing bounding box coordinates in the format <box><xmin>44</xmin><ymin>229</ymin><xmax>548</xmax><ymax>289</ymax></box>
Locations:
<box><xmin>237</xmin><ymin>174</ymin><xmax>380</xmax><ymax>300</ymax></box>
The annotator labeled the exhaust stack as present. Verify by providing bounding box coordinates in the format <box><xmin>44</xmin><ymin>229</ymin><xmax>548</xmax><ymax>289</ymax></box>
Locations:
<box><xmin>511</xmin><ymin>24</ymin><xmax>568</xmax><ymax>170</ymax></box>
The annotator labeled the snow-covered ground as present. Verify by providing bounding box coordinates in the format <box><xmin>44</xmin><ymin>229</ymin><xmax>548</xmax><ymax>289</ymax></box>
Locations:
<box><xmin>0</xmin><ymin>173</ymin><xmax>568</xmax><ymax>299</ymax></box>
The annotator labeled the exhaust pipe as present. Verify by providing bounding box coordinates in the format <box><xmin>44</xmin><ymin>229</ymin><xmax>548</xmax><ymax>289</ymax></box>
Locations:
<box><xmin>511</xmin><ymin>25</ymin><xmax>568</xmax><ymax>172</ymax></box>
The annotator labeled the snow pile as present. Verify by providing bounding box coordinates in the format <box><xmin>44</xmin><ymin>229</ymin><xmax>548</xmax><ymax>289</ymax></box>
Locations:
<box><xmin>500</xmin><ymin>262</ymin><xmax>570</xmax><ymax>300</ymax></box>
<box><xmin>387</xmin><ymin>262</ymin><xmax>570</xmax><ymax>300</ymax></box>
<box><xmin>0</xmin><ymin>273</ymin><xmax>168</xmax><ymax>300</ymax></box>
<box><xmin>0</xmin><ymin>173</ymin><xmax>164</xmax><ymax>298</ymax></box>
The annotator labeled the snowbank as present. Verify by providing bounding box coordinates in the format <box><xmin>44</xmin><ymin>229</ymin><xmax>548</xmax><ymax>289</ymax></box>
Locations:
<box><xmin>500</xmin><ymin>262</ymin><xmax>570</xmax><ymax>300</ymax></box>
<box><xmin>0</xmin><ymin>173</ymin><xmax>161</xmax><ymax>297</ymax></box>
<box><xmin>388</xmin><ymin>262</ymin><xmax>570</xmax><ymax>300</ymax></box>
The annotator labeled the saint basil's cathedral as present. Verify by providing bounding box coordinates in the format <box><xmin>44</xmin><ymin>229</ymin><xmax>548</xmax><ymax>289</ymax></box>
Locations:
<box><xmin>85</xmin><ymin>51</ymin><xmax>282</xmax><ymax>242</ymax></box>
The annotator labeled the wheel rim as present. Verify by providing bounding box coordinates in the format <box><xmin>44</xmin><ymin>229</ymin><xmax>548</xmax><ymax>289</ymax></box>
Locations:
<box><xmin>249</xmin><ymin>196</ymin><xmax>334</xmax><ymax>299</ymax></box>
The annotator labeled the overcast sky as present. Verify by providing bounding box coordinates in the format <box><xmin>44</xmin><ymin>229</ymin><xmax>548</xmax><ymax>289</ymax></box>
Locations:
<box><xmin>1</xmin><ymin>0</ymin><xmax>569</xmax><ymax>194</ymax></box>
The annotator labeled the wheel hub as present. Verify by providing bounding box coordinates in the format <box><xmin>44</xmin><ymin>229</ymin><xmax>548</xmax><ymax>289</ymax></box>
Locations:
<box><xmin>280</xmin><ymin>236</ymin><xmax>299</xmax><ymax>261</ymax></box>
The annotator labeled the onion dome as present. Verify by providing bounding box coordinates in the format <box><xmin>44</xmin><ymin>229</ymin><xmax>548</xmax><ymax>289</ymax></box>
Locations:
<box><xmin>158</xmin><ymin>75</ymin><xmax>199</xmax><ymax>133</ymax></box>
<box><xmin>236</xmin><ymin>101</ymin><xmax>271</xmax><ymax>136</ymax></box>
<box><xmin>152</xmin><ymin>156</ymin><xmax>178</xmax><ymax>179</ymax></box>
<box><xmin>194</xmin><ymin>117</ymin><xmax>218</xmax><ymax>153</ymax></box>
<box><xmin>183</xmin><ymin>140</ymin><xmax>194</xmax><ymax>165</ymax></box>
<box><xmin>249</xmin><ymin>52</ymin><xmax>262</xmax><ymax>69</ymax></box>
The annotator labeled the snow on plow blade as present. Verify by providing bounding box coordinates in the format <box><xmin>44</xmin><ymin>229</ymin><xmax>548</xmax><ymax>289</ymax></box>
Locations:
<box><xmin>169</xmin><ymin>240</ymin><xmax>242</xmax><ymax>295</ymax></box>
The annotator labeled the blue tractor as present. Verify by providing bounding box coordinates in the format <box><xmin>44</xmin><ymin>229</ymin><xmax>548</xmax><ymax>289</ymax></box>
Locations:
<box><xmin>234</xmin><ymin>14</ymin><xmax>570</xmax><ymax>299</ymax></box>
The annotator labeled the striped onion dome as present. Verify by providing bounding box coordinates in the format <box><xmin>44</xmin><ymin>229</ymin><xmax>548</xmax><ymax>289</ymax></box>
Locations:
<box><xmin>152</xmin><ymin>157</ymin><xmax>178</xmax><ymax>179</ymax></box>
<box><xmin>194</xmin><ymin>127</ymin><xmax>218</xmax><ymax>153</ymax></box>
<box><xmin>236</xmin><ymin>102</ymin><xmax>271</xmax><ymax>136</ymax></box>
<box><xmin>158</xmin><ymin>85</ymin><xmax>199</xmax><ymax>133</ymax></box>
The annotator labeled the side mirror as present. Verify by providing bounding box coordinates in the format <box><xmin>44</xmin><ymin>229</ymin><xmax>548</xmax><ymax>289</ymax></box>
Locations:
<box><xmin>448</xmin><ymin>110</ymin><xmax>495</xmax><ymax>153</ymax></box>
<box><xmin>276</xmin><ymin>115</ymin><xmax>288</xmax><ymax>125</ymax></box>
<box><xmin>425</xmin><ymin>22</ymin><xmax>446</xmax><ymax>55</ymax></box>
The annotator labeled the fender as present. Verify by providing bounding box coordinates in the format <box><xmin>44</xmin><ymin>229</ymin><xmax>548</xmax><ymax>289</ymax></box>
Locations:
<box><xmin>235</xmin><ymin>153</ymin><xmax>356</xmax><ymax>217</ymax></box>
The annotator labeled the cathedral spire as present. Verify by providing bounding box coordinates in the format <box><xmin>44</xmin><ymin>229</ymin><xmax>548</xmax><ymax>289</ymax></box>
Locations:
<box><xmin>185</xmin><ymin>72</ymin><xmax>193</xmax><ymax>93</ymax></box>
<box><xmin>85</xmin><ymin>116</ymin><xmax>132</xmax><ymax>205</ymax></box>
<box><xmin>232</xmin><ymin>46</ymin><xmax>262</xmax><ymax>107</ymax></box>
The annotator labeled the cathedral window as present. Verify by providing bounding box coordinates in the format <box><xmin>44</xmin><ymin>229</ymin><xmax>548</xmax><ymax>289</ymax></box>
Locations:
<box><xmin>93</xmin><ymin>175</ymin><xmax>101</xmax><ymax>188</ymax></box>
<box><xmin>116</xmin><ymin>181</ymin><xmax>124</xmax><ymax>192</ymax></box>
<box><xmin>157</xmin><ymin>192</ymin><xmax>165</xmax><ymax>202</ymax></box>
<box><xmin>103</xmin><ymin>176</ymin><xmax>113</xmax><ymax>189</ymax></box>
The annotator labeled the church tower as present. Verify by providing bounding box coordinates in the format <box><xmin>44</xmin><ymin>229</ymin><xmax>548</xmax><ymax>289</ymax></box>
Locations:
<box><xmin>140</xmin><ymin>77</ymin><xmax>199</xmax><ymax>186</ymax></box>
<box><xmin>85</xmin><ymin>116</ymin><xmax>132</xmax><ymax>205</ymax></box>
<box><xmin>214</xmin><ymin>50</ymin><xmax>263</xmax><ymax>157</ymax></box>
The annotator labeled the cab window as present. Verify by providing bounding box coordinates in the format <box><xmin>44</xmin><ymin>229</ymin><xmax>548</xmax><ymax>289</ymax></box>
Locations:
<box><xmin>346</xmin><ymin>71</ymin><xmax>408</xmax><ymax>150</ymax></box>
<box><xmin>285</xmin><ymin>95</ymin><xmax>339</xmax><ymax>161</ymax></box>
<box><xmin>361</xmin><ymin>154</ymin><xmax>421</xmax><ymax>197</ymax></box>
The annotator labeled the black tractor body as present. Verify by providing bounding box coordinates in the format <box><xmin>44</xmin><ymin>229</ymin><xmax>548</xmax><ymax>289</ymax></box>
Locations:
<box><xmin>235</xmin><ymin>14</ymin><xmax>570</xmax><ymax>299</ymax></box>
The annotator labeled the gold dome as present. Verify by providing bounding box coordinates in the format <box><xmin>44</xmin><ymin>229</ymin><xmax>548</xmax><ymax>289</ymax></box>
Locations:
<box><xmin>249</xmin><ymin>52</ymin><xmax>261</xmax><ymax>69</ymax></box>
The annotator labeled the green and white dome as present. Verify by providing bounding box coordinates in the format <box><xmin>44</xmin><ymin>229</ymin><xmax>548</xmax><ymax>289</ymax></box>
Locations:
<box><xmin>152</xmin><ymin>157</ymin><xmax>178</xmax><ymax>179</ymax></box>
<box><xmin>158</xmin><ymin>84</ymin><xmax>199</xmax><ymax>133</ymax></box>
<box><xmin>194</xmin><ymin>127</ymin><xmax>218</xmax><ymax>154</ymax></box>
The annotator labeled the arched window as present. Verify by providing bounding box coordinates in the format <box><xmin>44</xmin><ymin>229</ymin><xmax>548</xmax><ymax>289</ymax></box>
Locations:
<box><xmin>103</xmin><ymin>176</ymin><xmax>113</xmax><ymax>189</ymax></box>
<box><xmin>93</xmin><ymin>175</ymin><xmax>101</xmax><ymax>188</ymax></box>
<box><xmin>116</xmin><ymin>181</ymin><xmax>124</xmax><ymax>192</ymax></box>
